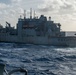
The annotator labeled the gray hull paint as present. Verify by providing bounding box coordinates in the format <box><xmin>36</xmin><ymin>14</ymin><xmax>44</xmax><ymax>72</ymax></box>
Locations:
<box><xmin>0</xmin><ymin>34</ymin><xmax>76</xmax><ymax>47</ymax></box>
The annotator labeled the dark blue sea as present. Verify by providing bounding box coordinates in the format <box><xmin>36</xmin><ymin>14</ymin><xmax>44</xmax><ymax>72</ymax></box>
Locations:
<box><xmin>0</xmin><ymin>43</ymin><xmax>76</xmax><ymax>75</ymax></box>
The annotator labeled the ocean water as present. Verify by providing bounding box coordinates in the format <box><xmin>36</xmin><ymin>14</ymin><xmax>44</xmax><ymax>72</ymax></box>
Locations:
<box><xmin>0</xmin><ymin>43</ymin><xmax>76</xmax><ymax>75</ymax></box>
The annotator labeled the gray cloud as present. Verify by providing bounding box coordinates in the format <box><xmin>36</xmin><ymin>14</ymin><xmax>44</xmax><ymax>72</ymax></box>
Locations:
<box><xmin>38</xmin><ymin>0</ymin><xmax>76</xmax><ymax>15</ymax></box>
<box><xmin>0</xmin><ymin>0</ymin><xmax>11</xmax><ymax>4</ymax></box>
<box><xmin>0</xmin><ymin>0</ymin><xmax>23</xmax><ymax>27</ymax></box>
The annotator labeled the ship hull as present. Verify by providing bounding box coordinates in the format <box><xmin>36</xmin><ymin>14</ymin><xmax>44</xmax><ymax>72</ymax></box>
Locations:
<box><xmin>0</xmin><ymin>33</ymin><xmax>76</xmax><ymax>47</ymax></box>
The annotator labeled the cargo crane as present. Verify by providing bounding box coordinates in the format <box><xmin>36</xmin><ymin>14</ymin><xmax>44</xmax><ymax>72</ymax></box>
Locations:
<box><xmin>6</xmin><ymin>21</ymin><xmax>11</xmax><ymax>28</ymax></box>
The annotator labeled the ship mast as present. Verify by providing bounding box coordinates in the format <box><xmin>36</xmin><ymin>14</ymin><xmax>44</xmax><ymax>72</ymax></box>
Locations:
<box><xmin>24</xmin><ymin>10</ymin><xmax>26</xmax><ymax>19</ymax></box>
<box><xmin>30</xmin><ymin>8</ymin><xmax>32</xmax><ymax>19</ymax></box>
<box><xmin>34</xmin><ymin>10</ymin><xmax>36</xmax><ymax>18</ymax></box>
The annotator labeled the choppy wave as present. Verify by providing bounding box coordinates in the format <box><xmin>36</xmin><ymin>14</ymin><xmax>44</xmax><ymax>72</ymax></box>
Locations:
<box><xmin>0</xmin><ymin>43</ymin><xmax>76</xmax><ymax>75</ymax></box>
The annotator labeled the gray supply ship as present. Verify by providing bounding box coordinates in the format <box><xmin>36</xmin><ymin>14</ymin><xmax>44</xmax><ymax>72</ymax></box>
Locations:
<box><xmin>0</xmin><ymin>10</ymin><xmax>76</xmax><ymax>47</ymax></box>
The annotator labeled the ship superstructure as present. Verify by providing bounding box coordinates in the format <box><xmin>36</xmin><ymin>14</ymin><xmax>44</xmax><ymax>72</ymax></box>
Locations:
<box><xmin>17</xmin><ymin>15</ymin><xmax>63</xmax><ymax>37</ymax></box>
<box><xmin>0</xmin><ymin>10</ymin><xmax>76</xmax><ymax>46</ymax></box>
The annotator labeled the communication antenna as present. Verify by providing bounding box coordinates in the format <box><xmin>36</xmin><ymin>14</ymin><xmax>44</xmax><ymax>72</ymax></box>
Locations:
<box><xmin>30</xmin><ymin>8</ymin><xmax>32</xmax><ymax>19</ymax></box>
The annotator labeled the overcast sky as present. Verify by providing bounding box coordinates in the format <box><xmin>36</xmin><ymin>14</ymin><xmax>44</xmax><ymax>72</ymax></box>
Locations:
<box><xmin>0</xmin><ymin>0</ymin><xmax>76</xmax><ymax>31</ymax></box>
